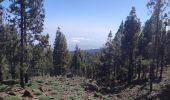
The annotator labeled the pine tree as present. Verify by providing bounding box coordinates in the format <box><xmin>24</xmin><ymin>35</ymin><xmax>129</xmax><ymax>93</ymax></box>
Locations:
<box><xmin>137</xmin><ymin>19</ymin><xmax>153</xmax><ymax>80</ymax></box>
<box><xmin>113</xmin><ymin>21</ymin><xmax>124</xmax><ymax>82</ymax></box>
<box><xmin>121</xmin><ymin>7</ymin><xmax>140</xmax><ymax>84</ymax></box>
<box><xmin>44</xmin><ymin>47</ymin><xmax>53</xmax><ymax>75</ymax></box>
<box><xmin>9</xmin><ymin>0</ymin><xmax>45</xmax><ymax>87</ymax></box>
<box><xmin>5</xmin><ymin>24</ymin><xmax>20</xmax><ymax>79</ymax></box>
<box><xmin>0</xmin><ymin>26</ymin><xmax>5</xmax><ymax>82</ymax></box>
<box><xmin>166</xmin><ymin>30</ymin><xmax>170</xmax><ymax>64</ymax></box>
<box><xmin>71</xmin><ymin>45</ymin><xmax>85</xmax><ymax>76</ymax></box>
<box><xmin>138</xmin><ymin>20</ymin><xmax>153</xmax><ymax>59</ymax></box>
<box><xmin>53</xmin><ymin>27</ymin><xmax>70</xmax><ymax>75</ymax></box>
<box><xmin>0</xmin><ymin>0</ymin><xmax>5</xmax><ymax>82</ymax></box>
<box><xmin>147</xmin><ymin>0</ymin><xmax>170</xmax><ymax>91</ymax></box>
<box><xmin>159</xmin><ymin>24</ymin><xmax>167</xmax><ymax>80</ymax></box>
<box><xmin>99</xmin><ymin>31</ymin><xmax>114</xmax><ymax>86</ymax></box>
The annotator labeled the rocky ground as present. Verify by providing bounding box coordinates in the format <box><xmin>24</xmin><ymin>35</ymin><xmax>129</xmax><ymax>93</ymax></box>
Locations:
<box><xmin>0</xmin><ymin>67</ymin><xmax>170</xmax><ymax>100</ymax></box>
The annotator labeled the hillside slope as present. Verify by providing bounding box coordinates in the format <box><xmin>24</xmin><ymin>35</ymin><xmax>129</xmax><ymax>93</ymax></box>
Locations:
<box><xmin>0</xmin><ymin>67</ymin><xmax>170</xmax><ymax>100</ymax></box>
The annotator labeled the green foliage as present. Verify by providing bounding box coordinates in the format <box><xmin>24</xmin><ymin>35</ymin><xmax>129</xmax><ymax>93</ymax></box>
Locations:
<box><xmin>29</xmin><ymin>82</ymin><xmax>39</xmax><ymax>90</ymax></box>
<box><xmin>39</xmin><ymin>96</ymin><xmax>50</xmax><ymax>100</ymax></box>
<box><xmin>102</xmin><ymin>96</ymin><xmax>109</xmax><ymax>100</ymax></box>
<box><xmin>5</xmin><ymin>96</ymin><xmax>21</xmax><ymax>100</ymax></box>
<box><xmin>68</xmin><ymin>96</ymin><xmax>75</xmax><ymax>100</ymax></box>
<box><xmin>50</xmin><ymin>90</ymin><xmax>57</xmax><ymax>95</ymax></box>
<box><xmin>0</xmin><ymin>84</ymin><xmax>8</xmax><ymax>91</ymax></box>
<box><xmin>166</xmin><ymin>30</ymin><xmax>170</xmax><ymax>64</ymax></box>
<box><xmin>121</xmin><ymin>7</ymin><xmax>141</xmax><ymax>84</ymax></box>
<box><xmin>1</xmin><ymin>56</ymin><xmax>9</xmax><ymax>80</ymax></box>
<box><xmin>137</xmin><ymin>20</ymin><xmax>153</xmax><ymax>59</ymax></box>
<box><xmin>33</xmin><ymin>89</ymin><xmax>42</xmax><ymax>96</ymax></box>
<box><xmin>2</xmin><ymin>80</ymin><xmax>19</xmax><ymax>85</ymax></box>
<box><xmin>0</xmin><ymin>0</ymin><xmax>169</xmax><ymax>96</ymax></box>
<box><xmin>53</xmin><ymin>28</ymin><xmax>70</xmax><ymax>75</ymax></box>
<box><xmin>71</xmin><ymin>45</ymin><xmax>86</xmax><ymax>76</ymax></box>
<box><xmin>98</xmin><ymin>31</ymin><xmax>115</xmax><ymax>86</ymax></box>
<box><xmin>93</xmin><ymin>92</ymin><xmax>102</xmax><ymax>98</ymax></box>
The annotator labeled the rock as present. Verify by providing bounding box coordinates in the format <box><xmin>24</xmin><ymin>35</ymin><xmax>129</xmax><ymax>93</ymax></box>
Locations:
<box><xmin>67</xmin><ymin>72</ymin><xmax>73</xmax><ymax>78</ymax></box>
<box><xmin>6</xmin><ymin>91</ymin><xmax>16</xmax><ymax>96</ymax></box>
<box><xmin>19</xmin><ymin>90</ymin><xmax>25</xmax><ymax>94</ymax></box>
<box><xmin>89</xmin><ymin>79</ymin><xmax>93</xmax><ymax>83</ymax></box>
<box><xmin>84</xmin><ymin>81</ymin><xmax>99</xmax><ymax>91</ymax></box>
<box><xmin>39</xmin><ymin>86</ymin><xmax>46</xmax><ymax>92</ymax></box>
<box><xmin>12</xmin><ymin>87</ymin><xmax>23</xmax><ymax>92</ymax></box>
<box><xmin>22</xmin><ymin>89</ymin><xmax>33</xmax><ymax>97</ymax></box>
<box><xmin>45</xmin><ymin>82</ymin><xmax>48</xmax><ymax>85</ymax></box>
<box><xmin>0</xmin><ymin>93</ymin><xmax>8</xmax><ymax>99</ymax></box>
<box><xmin>43</xmin><ymin>92</ymin><xmax>49</xmax><ymax>96</ymax></box>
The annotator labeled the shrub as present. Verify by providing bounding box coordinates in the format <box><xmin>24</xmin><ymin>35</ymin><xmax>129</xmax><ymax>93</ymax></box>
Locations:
<box><xmin>33</xmin><ymin>89</ymin><xmax>42</xmax><ymax>95</ymax></box>
<box><xmin>103</xmin><ymin>96</ymin><xmax>109</xmax><ymax>100</ymax></box>
<box><xmin>50</xmin><ymin>91</ymin><xmax>58</xmax><ymax>95</ymax></box>
<box><xmin>36</xmin><ymin>80</ymin><xmax>43</xmax><ymax>83</ymax></box>
<box><xmin>0</xmin><ymin>84</ymin><xmax>8</xmax><ymax>91</ymax></box>
<box><xmin>39</xmin><ymin>96</ymin><xmax>50</xmax><ymax>100</ymax></box>
<box><xmin>5</xmin><ymin>96</ymin><xmax>20</xmax><ymax>100</ymax></box>
<box><xmin>68</xmin><ymin>96</ymin><xmax>75</xmax><ymax>100</ymax></box>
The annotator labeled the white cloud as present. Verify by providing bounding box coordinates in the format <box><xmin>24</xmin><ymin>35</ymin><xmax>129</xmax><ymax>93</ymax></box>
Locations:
<box><xmin>43</xmin><ymin>23</ymin><xmax>118</xmax><ymax>50</ymax></box>
<box><xmin>71</xmin><ymin>39</ymin><xmax>80</xmax><ymax>43</ymax></box>
<box><xmin>68</xmin><ymin>37</ymin><xmax>94</xmax><ymax>43</ymax></box>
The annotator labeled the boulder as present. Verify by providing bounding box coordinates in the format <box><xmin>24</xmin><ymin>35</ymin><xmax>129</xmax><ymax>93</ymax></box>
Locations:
<box><xmin>0</xmin><ymin>93</ymin><xmax>8</xmax><ymax>99</ymax></box>
<box><xmin>84</xmin><ymin>80</ymin><xmax>99</xmax><ymax>91</ymax></box>
<box><xmin>6</xmin><ymin>91</ymin><xmax>16</xmax><ymax>96</ymax></box>
<box><xmin>66</xmin><ymin>72</ymin><xmax>73</xmax><ymax>78</ymax></box>
<box><xmin>39</xmin><ymin>86</ymin><xmax>46</xmax><ymax>92</ymax></box>
<box><xmin>22</xmin><ymin>89</ymin><xmax>33</xmax><ymax>97</ymax></box>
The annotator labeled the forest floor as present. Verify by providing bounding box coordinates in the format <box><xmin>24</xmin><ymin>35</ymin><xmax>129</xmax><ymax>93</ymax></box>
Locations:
<box><xmin>0</xmin><ymin>67</ymin><xmax>170</xmax><ymax>100</ymax></box>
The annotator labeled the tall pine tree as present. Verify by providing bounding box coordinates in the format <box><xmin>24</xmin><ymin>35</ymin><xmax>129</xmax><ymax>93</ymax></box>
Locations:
<box><xmin>99</xmin><ymin>31</ymin><xmax>114</xmax><ymax>86</ymax></box>
<box><xmin>147</xmin><ymin>0</ymin><xmax>170</xmax><ymax>91</ymax></box>
<box><xmin>113</xmin><ymin>21</ymin><xmax>124</xmax><ymax>82</ymax></box>
<box><xmin>53</xmin><ymin>27</ymin><xmax>70</xmax><ymax>75</ymax></box>
<box><xmin>9</xmin><ymin>0</ymin><xmax>45</xmax><ymax>87</ymax></box>
<box><xmin>121</xmin><ymin>7</ymin><xmax>140</xmax><ymax>84</ymax></box>
<box><xmin>0</xmin><ymin>0</ymin><xmax>5</xmax><ymax>82</ymax></box>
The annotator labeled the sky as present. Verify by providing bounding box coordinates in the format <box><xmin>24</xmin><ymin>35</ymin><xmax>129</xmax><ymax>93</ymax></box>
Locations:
<box><xmin>43</xmin><ymin>0</ymin><xmax>150</xmax><ymax>51</ymax></box>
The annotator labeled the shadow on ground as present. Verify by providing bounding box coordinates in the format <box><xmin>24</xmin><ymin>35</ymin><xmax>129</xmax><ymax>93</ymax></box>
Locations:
<box><xmin>157</xmin><ymin>84</ymin><xmax>170</xmax><ymax>100</ymax></box>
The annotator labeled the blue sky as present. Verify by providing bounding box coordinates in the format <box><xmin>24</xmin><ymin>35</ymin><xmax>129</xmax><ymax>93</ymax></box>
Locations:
<box><xmin>43</xmin><ymin>0</ymin><xmax>150</xmax><ymax>50</ymax></box>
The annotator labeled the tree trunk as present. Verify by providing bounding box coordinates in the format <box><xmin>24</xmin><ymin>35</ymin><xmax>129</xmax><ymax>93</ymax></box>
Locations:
<box><xmin>128</xmin><ymin>45</ymin><xmax>134</xmax><ymax>84</ymax></box>
<box><xmin>150</xmin><ymin>0</ymin><xmax>161</xmax><ymax>91</ymax></box>
<box><xmin>0</xmin><ymin>63</ymin><xmax>3</xmax><ymax>82</ymax></box>
<box><xmin>156</xmin><ymin>51</ymin><xmax>160</xmax><ymax>78</ymax></box>
<box><xmin>159</xmin><ymin>43</ymin><xmax>165</xmax><ymax>80</ymax></box>
<box><xmin>11</xmin><ymin>62</ymin><xmax>15</xmax><ymax>79</ymax></box>
<box><xmin>11</xmin><ymin>51</ymin><xmax>15</xmax><ymax>79</ymax></box>
<box><xmin>138</xmin><ymin>62</ymin><xmax>141</xmax><ymax>80</ymax></box>
<box><xmin>20</xmin><ymin>0</ymin><xmax>25</xmax><ymax>88</ymax></box>
<box><xmin>25</xmin><ymin>72</ymin><xmax>28</xmax><ymax>83</ymax></box>
<box><xmin>150</xmin><ymin>64</ymin><xmax>153</xmax><ymax>91</ymax></box>
<box><xmin>159</xmin><ymin>56</ymin><xmax>164</xmax><ymax>80</ymax></box>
